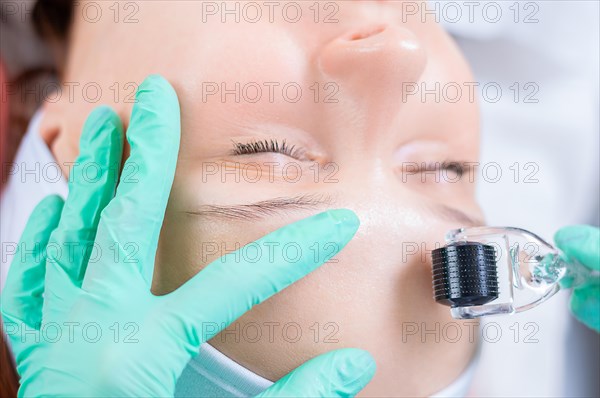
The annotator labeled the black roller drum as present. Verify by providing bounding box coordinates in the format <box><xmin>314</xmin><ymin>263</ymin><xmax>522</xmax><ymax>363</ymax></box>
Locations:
<box><xmin>432</xmin><ymin>242</ymin><xmax>499</xmax><ymax>307</ymax></box>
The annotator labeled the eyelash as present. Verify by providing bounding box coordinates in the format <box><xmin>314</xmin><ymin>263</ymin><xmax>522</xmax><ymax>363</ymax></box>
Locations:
<box><xmin>230</xmin><ymin>141</ymin><xmax>464</xmax><ymax>176</ymax></box>
<box><xmin>231</xmin><ymin>139</ymin><xmax>305</xmax><ymax>159</ymax></box>
<box><xmin>420</xmin><ymin>161</ymin><xmax>466</xmax><ymax>177</ymax></box>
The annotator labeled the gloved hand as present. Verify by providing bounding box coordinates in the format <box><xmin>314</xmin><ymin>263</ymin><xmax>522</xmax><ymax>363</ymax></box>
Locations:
<box><xmin>554</xmin><ymin>225</ymin><xmax>600</xmax><ymax>332</ymax></box>
<box><xmin>1</xmin><ymin>75</ymin><xmax>376</xmax><ymax>397</ymax></box>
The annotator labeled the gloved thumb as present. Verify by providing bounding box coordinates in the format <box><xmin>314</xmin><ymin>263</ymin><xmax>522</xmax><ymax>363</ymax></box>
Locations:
<box><xmin>554</xmin><ymin>225</ymin><xmax>600</xmax><ymax>270</ymax></box>
<box><xmin>256</xmin><ymin>348</ymin><xmax>376</xmax><ymax>398</ymax></box>
<box><xmin>554</xmin><ymin>225</ymin><xmax>600</xmax><ymax>332</ymax></box>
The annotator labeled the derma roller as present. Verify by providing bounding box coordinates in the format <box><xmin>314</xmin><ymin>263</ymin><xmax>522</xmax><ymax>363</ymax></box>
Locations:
<box><xmin>431</xmin><ymin>227</ymin><xmax>597</xmax><ymax>319</ymax></box>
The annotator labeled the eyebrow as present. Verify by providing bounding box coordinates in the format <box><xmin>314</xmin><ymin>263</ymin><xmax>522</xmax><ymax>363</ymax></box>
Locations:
<box><xmin>184</xmin><ymin>193</ymin><xmax>334</xmax><ymax>221</ymax></box>
<box><xmin>185</xmin><ymin>194</ymin><xmax>484</xmax><ymax>226</ymax></box>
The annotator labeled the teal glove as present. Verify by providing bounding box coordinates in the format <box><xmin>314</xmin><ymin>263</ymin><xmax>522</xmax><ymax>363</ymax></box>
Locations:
<box><xmin>554</xmin><ymin>225</ymin><xmax>600</xmax><ymax>332</ymax></box>
<box><xmin>1</xmin><ymin>75</ymin><xmax>376</xmax><ymax>397</ymax></box>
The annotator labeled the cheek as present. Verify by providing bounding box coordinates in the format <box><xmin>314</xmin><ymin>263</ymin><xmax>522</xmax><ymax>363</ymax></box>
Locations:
<box><xmin>154</xmin><ymin>160</ymin><xmax>481</xmax><ymax>395</ymax></box>
<box><xmin>153</xmin><ymin>184</ymin><xmax>258</xmax><ymax>294</ymax></box>
<box><xmin>205</xmin><ymin>202</ymin><xmax>478</xmax><ymax>394</ymax></box>
<box><xmin>153</xmin><ymin>165</ymin><xmax>314</xmax><ymax>294</ymax></box>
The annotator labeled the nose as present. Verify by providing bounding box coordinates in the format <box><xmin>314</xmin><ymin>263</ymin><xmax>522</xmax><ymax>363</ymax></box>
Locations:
<box><xmin>318</xmin><ymin>24</ymin><xmax>427</xmax><ymax>113</ymax></box>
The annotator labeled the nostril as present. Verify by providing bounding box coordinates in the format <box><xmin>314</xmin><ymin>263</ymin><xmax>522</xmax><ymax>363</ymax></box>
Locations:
<box><xmin>345</xmin><ymin>24</ymin><xmax>387</xmax><ymax>41</ymax></box>
<box><xmin>318</xmin><ymin>24</ymin><xmax>427</xmax><ymax>94</ymax></box>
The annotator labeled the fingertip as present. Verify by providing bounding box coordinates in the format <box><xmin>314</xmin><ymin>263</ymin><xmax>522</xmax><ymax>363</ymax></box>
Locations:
<box><xmin>310</xmin><ymin>348</ymin><xmax>376</xmax><ymax>397</ymax></box>
<box><xmin>337</xmin><ymin>348</ymin><xmax>377</xmax><ymax>383</ymax></box>
<box><xmin>129</xmin><ymin>74</ymin><xmax>180</xmax><ymax>150</ymax></box>
<box><xmin>36</xmin><ymin>195</ymin><xmax>65</xmax><ymax>217</ymax></box>
<box><xmin>555</xmin><ymin>225</ymin><xmax>599</xmax><ymax>270</ymax></box>
<box><xmin>258</xmin><ymin>348</ymin><xmax>376</xmax><ymax>398</ymax></box>
<box><xmin>322</xmin><ymin>209</ymin><xmax>360</xmax><ymax>262</ymax></box>
<box><xmin>81</xmin><ymin>106</ymin><xmax>122</xmax><ymax>141</ymax></box>
<box><xmin>136</xmin><ymin>74</ymin><xmax>179</xmax><ymax>106</ymax></box>
<box><xmin>86</xmin><ymin>104</ymin><xmax>119</xmax><ymax>121</ymax></box>
<box><xmin>347</xmin><ymin>348</ymin><xmax>376</xmax><ymax>369</ymax></box>
<box><xmin>327</xmin><ymin>208</ymin><xmax>360</xmax><ymax>231</ymax></box>
<box><xmin>140</xmin><ymin>74</ymin><xmax>170</xmax><ymax>88</ymax></box>
<box><xmin>554</xmin><ymin>225</ymin><xmax>596</xmax><ymax>247</ymax></box>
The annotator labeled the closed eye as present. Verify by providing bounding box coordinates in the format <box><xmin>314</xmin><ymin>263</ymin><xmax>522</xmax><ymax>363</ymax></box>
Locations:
<box><xmin>230</xmin><ymin>138</ymin><xmax>307</xmax><ymax>161</ymax></box>
<box><xmin>419</xmin><ymin>161</ymin><xmax>465</xmax><ymax>177</ymax></box>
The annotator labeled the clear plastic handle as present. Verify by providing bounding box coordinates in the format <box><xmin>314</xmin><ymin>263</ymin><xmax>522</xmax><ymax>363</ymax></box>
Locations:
<box><xmin>444</xmin><ymin>226</ymin><xmax>592</xmax><ymax>319</ymax></box>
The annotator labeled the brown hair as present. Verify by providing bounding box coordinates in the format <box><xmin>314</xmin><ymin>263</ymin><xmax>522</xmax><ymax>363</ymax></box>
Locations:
<box><xmin>1</xmin><ymin>1</ymin><xmax>74</xmax><ymax>396</ymax></box>
<box><xmin>0</xmin><ymin>330</ymin><xmax>19</xmax><ymax>397</ymax></box>
<box><xmin>1</xmin><ymin>0</ymin><xmax>74</xmax><ymax>182</ymax></box>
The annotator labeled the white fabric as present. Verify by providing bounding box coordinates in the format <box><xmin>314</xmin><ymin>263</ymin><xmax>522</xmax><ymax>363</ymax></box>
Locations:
<box><xmin>177</xmin><ymin>343</ymin><xmax>273</xmax><ymax>397</ymax></box>
<box><xmin>0</xmin><ymin>111</ymin><xmax>68</xmax><ymax>292</ymax></box>
<box><xmin>0</xmin><ymin>110</ymin><xmax>480</xmax><ymax>396</ymax></box>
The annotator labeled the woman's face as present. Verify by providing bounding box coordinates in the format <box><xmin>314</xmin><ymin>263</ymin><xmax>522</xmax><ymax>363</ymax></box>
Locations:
<box><xmin>46</xmin><ymin>1</ymin><xmax>483</xmax><ymax>395</ymax></box>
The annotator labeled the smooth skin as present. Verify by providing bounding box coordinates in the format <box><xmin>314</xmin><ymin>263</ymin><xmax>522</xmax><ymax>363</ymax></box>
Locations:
<box><xmin>0</xmin><ymin>75</ymin><xmax>375</xmax><ymax>397</ymax></box>
<box><xmin>40</xmin><ymin>2</ymin><xmax>483</xmax><ymax>394</ymax></box>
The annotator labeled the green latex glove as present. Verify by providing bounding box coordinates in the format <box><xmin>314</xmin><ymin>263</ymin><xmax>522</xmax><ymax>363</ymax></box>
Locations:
<box><xmin>1</xmin><ymin>75</ymin><xmax>376</xmax><ymax>397</ymax></box>
<box><xmin>554</xmin><ymin>225</ymin><xmax>600</xmax><ymax>332</ymax></box>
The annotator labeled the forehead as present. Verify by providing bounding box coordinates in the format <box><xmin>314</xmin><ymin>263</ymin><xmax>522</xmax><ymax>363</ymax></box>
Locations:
<box><xmin>135</xmin><ymin>1</ymin><xmax>479</xmax><ymax>156</ymax></box>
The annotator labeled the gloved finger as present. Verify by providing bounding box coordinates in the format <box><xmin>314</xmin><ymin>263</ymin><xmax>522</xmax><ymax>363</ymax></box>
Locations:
<box><xmin>1</xmin><ymin>195</ymin><xmax>64</xmax><ymax>331</ymax></box>
<box><xmin>46</xmin><ymin>106</ymin><xmax>123</xmax><ymax>287</ymax></box>
<box><xmin>554</xmin><ymin>225</ymin><xmax>600</xmax><ymax>270</ymax></box>
<box><xmin>570</xmin><ymin>278</ymin><xmax>600</xmax><ymax>332</ymax></box>
<box><xmin>167</xmin><ymin>209</ymin><xmax>359</xmax><ymax>348</ymax></box>
<box><xmin>96</xmin><ymin>75</ymin><xmax>180</xmax><ymax>286</ymax></box>
<box><xmin>256</xmin><ymin>348</ymin><xmax>376</xmax><ymax>398</ymax></box>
